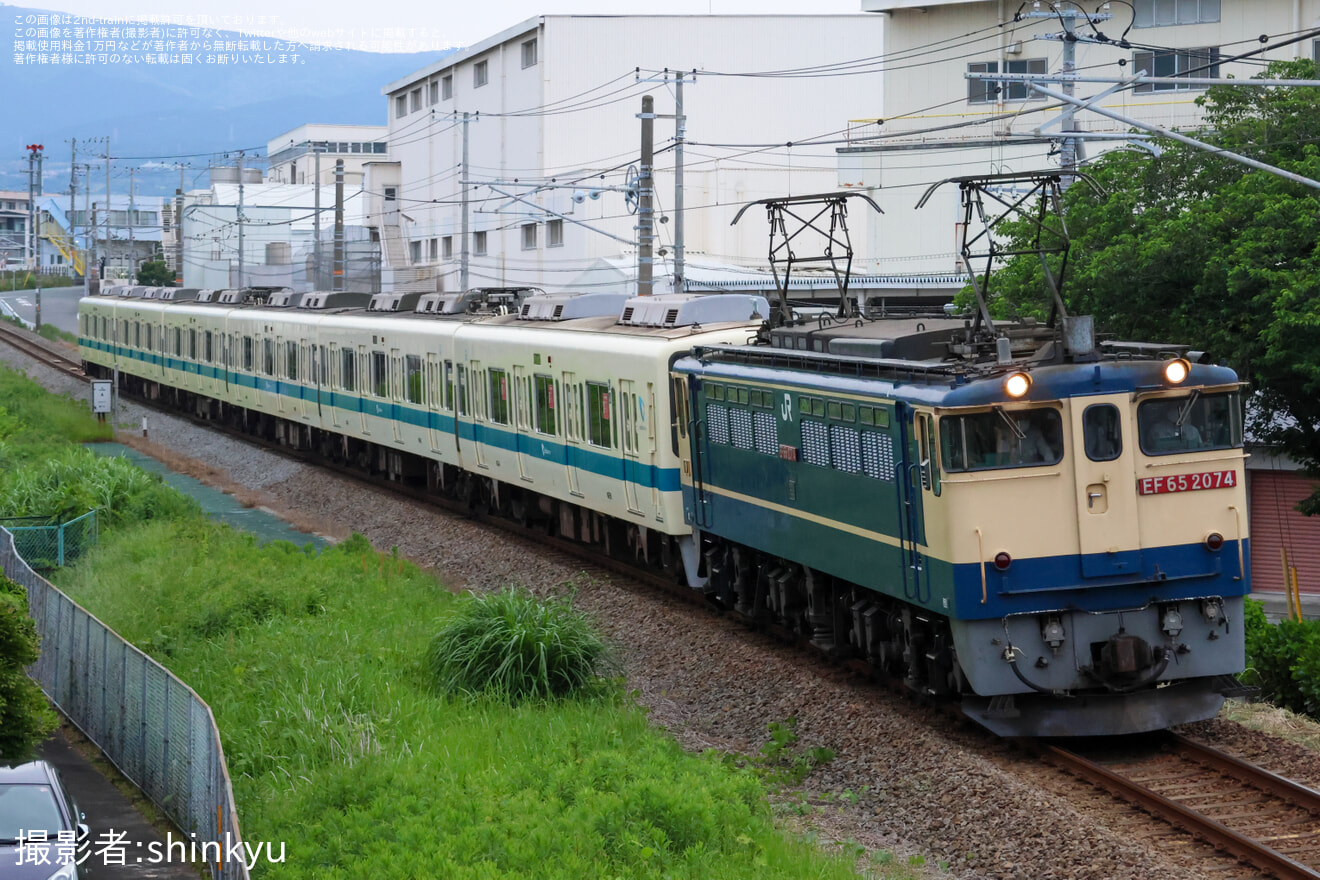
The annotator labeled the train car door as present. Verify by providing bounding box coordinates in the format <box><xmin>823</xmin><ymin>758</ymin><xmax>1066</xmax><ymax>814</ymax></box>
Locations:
<box><xmin>390</xmin><ymin>349</ymin><xmax>403</xmax><ymax>443</ymax></box>
<box><xmin>513</xmin><ymin>364</ymin><xmax>532</xmax><ymax>480</ymax></box>
<box><xmin>896</xmin><ymin>406</ymin><xmax>932</xmax><ymax>605</ymax></box>
<box><xmin>1070</xmin><ymin>396</ymin><xmax>1143</xmax><ymax>577</ymax></box>
<box><xmin>619</xmin><ymin>378</ymin><xmax>643</xmax><ymax>515</ymax></box>
<box><xmin>562</xmin><ymin>371</ymin><xmax>583</xmax><ymax>496</ymax></box>
<box><xmin>358</xmin><ymin>345</ymin><xmax>370</xmax><ymax>434</ymax></box>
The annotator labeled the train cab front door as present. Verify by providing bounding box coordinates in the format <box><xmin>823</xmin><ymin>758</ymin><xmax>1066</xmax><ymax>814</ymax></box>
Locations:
<box><xmin>1069</xmin><ymin>395</ymin><xmax>1143</xmax><ymax>577</ymax></box>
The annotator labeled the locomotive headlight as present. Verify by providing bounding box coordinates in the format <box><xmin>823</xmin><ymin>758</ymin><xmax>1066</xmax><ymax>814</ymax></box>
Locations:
<box><xmin>1163</xmin><ymin>357</ymin><xmax>1191</xmax><ymax>385</ymax></box>
<box><xmin>1004</xmin><ymin>372</ymin><xmax>1032</xmax><ymax>398</ymax></box>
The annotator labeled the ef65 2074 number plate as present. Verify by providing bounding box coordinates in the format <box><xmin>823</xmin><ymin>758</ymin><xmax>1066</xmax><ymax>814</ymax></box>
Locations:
<box><xmin>1138</xmin><ymin>470</ymin><xmax>1236</xmax><ymax>496</ymax></box>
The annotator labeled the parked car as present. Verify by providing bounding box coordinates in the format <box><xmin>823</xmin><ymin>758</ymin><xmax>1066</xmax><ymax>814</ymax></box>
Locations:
<box><xmin>0</xmin><ymin>761</ymin><xmax>87</xmax><ymax>880</ymax></box>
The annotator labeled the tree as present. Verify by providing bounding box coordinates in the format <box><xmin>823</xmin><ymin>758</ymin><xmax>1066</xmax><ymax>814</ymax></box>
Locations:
<box><xmin>136</xmin><ymin>259</ymin><xmax>174</xmax><ymax>286</ymax></box>
<box><xmin>0</xmin><ymin>575</ymin><xmax>55</xmax><ymax>761</ymax></box>
<box><xmin>983</xmin><ymin>60</ymin><xmax>1320</xmax><ymax>511</ymax></box>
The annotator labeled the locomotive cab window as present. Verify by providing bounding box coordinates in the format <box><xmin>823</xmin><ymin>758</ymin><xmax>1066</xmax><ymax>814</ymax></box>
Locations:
<box><xmin>1138</xmin><ymin>391</ymin><xmax>1241</xmax><ymax>456</ymax></box>
<box><xmin>940</xmin><ymin>407</ymin><xmax>1063</xmax><ymax>472</ymax></box>
<box><xmin>1083</xmin><ymin>404</ymin><xmax>1122</xmax><ymax>462</ymax></box>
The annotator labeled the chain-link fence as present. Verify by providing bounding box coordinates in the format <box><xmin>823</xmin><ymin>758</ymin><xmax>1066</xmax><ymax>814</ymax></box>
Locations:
<box><xmin>0</xmin><ymin>510</ymin><xmax>100</xmax><ymax>569</ymax></box>
<box><xmin>1</xmin><ymin>527</ymin><xmax>249</xmax><ymax>880</ymax></box>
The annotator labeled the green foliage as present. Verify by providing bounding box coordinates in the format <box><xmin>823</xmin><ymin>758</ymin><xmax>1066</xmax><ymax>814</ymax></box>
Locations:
<box><xmin>0</xmin><ymin>366</ymin><xmax>111</xmax><ymax>453</ymax></box>
<box><xmin>426</xmin><ymin>586</ymin><xmax>618</xmax><ymax>702</ymax></box>
<box><xmin>0</xmin><ymin>272</ymin><xmax>78</xmax><ymax>292</ymax></box>
<box><xmin>1243</xmin><ymin>597</ymin><xmax>1320</xmax><ymax>718</ymax></box>
<box><xmin>985</xmin><ymin>60</ymin><xmax>1320</xmax><ymax>510</ymax></box>
<box><xmin>54</xmin><ymin>525</ymin><xmax>876</xmax><ymax>880</ymax></box>
<box><xmin>134</xmin><ymin>260</ymin><xmax>174</xmax><ymax>287</ymax></box>
<box><xmin>723</xmin><ymin>717</ymin><xmax>835</xmax><ymax>786</ymax></box>
<box><xmin>0</xmin><ymin>575</ymin><xmax>57</xmax><ymax>761</ymax></box>
<box><xmin>0</xmin><ymin>445</ymin><xmax>197</xmax><ymax>524</ymax></box>
<box><xmin>36</xmin><ymin>323</ymin><xmax>78</xmax><ymax>345</ymax></box>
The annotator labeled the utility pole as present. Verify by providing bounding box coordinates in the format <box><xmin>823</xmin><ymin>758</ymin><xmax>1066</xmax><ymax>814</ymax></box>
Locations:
<box><xmin>128</xmin><ymin>166</ymin><xmax>136</xmax><ymax>280</ymax></box>
<box><xmin>175</xmin><ymin>164</ymin><xmax>185</xmax><ymax>286</ymax></box>
<box><xmin>1020</xmin><ymin>6</ymin><xmax>1109</xmax><ymax>183</ymax></box>
<box><xmin>236</xmin><ymin>151</ymin><xmax>245</xmax><ymax>288</ymax></box>
<box><xmin>25</xmin><ymin>144</ymin><xmax>42</xmax><ymax>272</ymax></box>
<box><xmin>673</xmin><ymin>74</ymin><xmax>687</xmax><ymax>293</ymax></box>
<box><xmin>104</xmin><ymin>140</ymin><xmax>111</xmax><ymax>284</ymax></box>
<box><xmin>333</xmin><ymin>158</ymin><xmax>345</xmax><ymax>292</ymax></box>
<box><xmin>68</xmin><ymin>138</ymin><xmax>77</xmax><ymax>276</ymax></box>
<box><xmin>637</xmin><ymin>95</ymin><xmax>655</xmax><ymax>297</ymax></box>
<box><xmin>82</xmin><ymin>164</ymin><xmax>91</xmax><ymax>295</ymax></box>
<box><xmin>313</xmin><ymin>141</ymin><xmax>323</xmax><ymax>288</ymax></box>
<box><xmin>460</xmin><ymin>111</ymin><xmax>470</xmax><ymax>292</ymax></box>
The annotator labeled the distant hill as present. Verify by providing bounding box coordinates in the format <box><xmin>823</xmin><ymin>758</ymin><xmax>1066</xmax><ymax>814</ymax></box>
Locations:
<box><xmin>2</xmin><ymin>4</ymin><xmax>454</xmax><ymax>195</ymax></box>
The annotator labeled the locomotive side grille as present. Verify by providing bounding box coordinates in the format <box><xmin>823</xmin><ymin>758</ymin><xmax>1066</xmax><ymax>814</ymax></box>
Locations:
<box><xmin>830</xmin><ymin>425</ymin><xmax>862</xmax><ymax>474</ymax></box>
<box><xmin>801</xmin><ymin>420</ymin><xmax>830</xmax><ymax>467</ymax></box>
<box><xmin>754</xmin><ymin>411</ymin><xmax>777</xmax><ymax>455</ymax></box>
<box><xmin>730</xmin><ymin>409</ymin><xmax>754</xmax><ymax>450</ymax></box>
<box><xmin>707</xmin><ymin>404</ymin><xmax>730</xmax><ymax>445</ymax></box>
<box><xmin>861</xmin><ymin>431</ymin><xmax>896</xmax><ymax>481</ymax></box>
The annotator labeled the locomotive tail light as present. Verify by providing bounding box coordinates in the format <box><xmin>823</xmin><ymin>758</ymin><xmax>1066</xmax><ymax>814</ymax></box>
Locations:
<box><xmin>1163</xmin><ymin>357</ymin><xmax>1191</xmax><ymax>385</ymax></box>
<box><xmin>993</xmin><ymin>551</ymin><xmax>1012</xmax><ymax>571</ymax></box>
<box><xmin>1204</xmin><ymin>532</ymin><xmax>1225</xmax><ymax>552</ymax></box>
<box><xmin>1004</xmin><ymin>372</ymin><xmax>1032</xmax><ymax>398</ymax></box>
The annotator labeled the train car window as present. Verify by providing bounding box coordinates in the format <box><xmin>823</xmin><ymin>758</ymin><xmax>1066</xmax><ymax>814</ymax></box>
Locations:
<box><xmin>134</xmin><ymin>321</ymin><xmax>141</xmax><ymax>348</ymax></box>
<box><xmin>917</xmin><ymin>413</ymin><xmax>942</xmax><ymax>494</ymax></box>
<box><xmin>736</xmin><ymin>387</ymin><xmax>750</xmax><ymax>405</ymax></box>
<box><xmin>827</xmin><ymin>401</ymin><xmax>842</xmax><ymax>420</ymax></box>
<box><xmin>841</xmin><ymin>403</ymin><xmax>856</xmax><ymax>422</ymax></box>
<box><xmin>939</xmin><ymin>408</ymin><xmax>1063</xmax><ymax>472</ymax></box>
<box><xmin>1137</xmin><ymin>391</ymin><xmax>1241</xmax><ymax>456</ymax></box>
<box><xmin>319</xmin><ymin>346</ymin><xmax>329</xmax><ymax>386</ymax></box>
<box><xmin>243</xmin><ymin>337</ymin><xmax>254</xmax><ymax>372</ymax></box>
<box><xmin>708</xmin><ymin>384</ymin><xmax>725</xmax><ymax>402</ymax></box>
<box><xmin>173</xmin><ymin>327</ymin><xmax>182</xmax><ymax>357</ymax></box>
<box><xmin>799</xmin><ymin>395</ymin><xmax>810</xmax><ymax>414</ymax></box>
<box><xmin>444</xmin><ymin>361</ymin><xmax>454</xmax><ymax>410</ymax></box>
<box><xmin>100</xmin><ymin>317</ymin><xmax>107</xmax><ymax>340</ymax></box>
<box><xmin>263</xmin><ymin>340</ymin><xmax>275</xmax><ymax>375</ymax></box>
<box><xmin>286</xmin><ymin>343</ymin><xmax>298</xmax><ymax>380</ymax></box>
<box><xmin>203</xmin><ymin>331</ymin><xmax>213</xmax><ymax>363</ymax></box>
<box><xmin>489</xmin><ymin>368</ymin><xmax>510</xmax><ymax>424</ymax></box>
<box><xmin>405</xmin><ymin>356</ymin><xmax>423</xmax><ymax>404</ymax></box>
<box><xmin>457</xmin><ymin>367</ymin><xmax>468</xmax><ymax>415</ymax></box>
<box><xmin>189</xmin><ymin>329</ymin><xmax>197</xmax><ymax>360</ymax></box>
<box><xmin>587</xmin><ymin>382</ymin><xmax>613</xmax><ymax>448</ymax></box>
<box><xmin>145</xmin><ymin>325</ymin><xmax>153</xmax><ymax>352</ymax></box>
<box><xmin>1083</xmin><ymin>404</ymin><xmax>1122</xmax><ymax>462</ymax></box>
<box><xmin>534</xmin><ymin>375</ymin><xmax>556</xmax><ymax>435</ymax></box>
<box><xmin>371</xmin><ymin>351</ymin><xmax>388</xmax><ymax>397</ymax></box>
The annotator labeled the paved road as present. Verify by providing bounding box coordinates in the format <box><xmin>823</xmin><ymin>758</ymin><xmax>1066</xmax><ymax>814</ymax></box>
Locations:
<box><xmin>36</xmin><ymin>728</ymin><xmax>199</xmax><ymax>879</ymax></box>
<box><xmin>0</xmin><ymin>286</ymin><xmax>85</xmax><ymax>336</ymax></box>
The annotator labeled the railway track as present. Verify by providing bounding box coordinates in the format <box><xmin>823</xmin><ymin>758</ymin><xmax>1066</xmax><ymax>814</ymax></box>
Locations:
<box><xmin>6</xmin><ymin>327</ymin><xmax>1320</xmax><ymax>878</ymax></box>
<box><xmin>0</xmin><ymin>321</ymin><xmax>86</xmax><ymax>379</ymax></box>
<box><xmin>1037</xmin><ymin>732</ymin><xmax>1320</xmax><ymax>880</ymax></box>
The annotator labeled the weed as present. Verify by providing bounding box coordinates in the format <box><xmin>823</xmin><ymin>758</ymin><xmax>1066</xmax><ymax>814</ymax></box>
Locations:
<box><xmin>724</xmin><ymin>717</ymin><xmax>835</xmax><ymax>786</ymax></box>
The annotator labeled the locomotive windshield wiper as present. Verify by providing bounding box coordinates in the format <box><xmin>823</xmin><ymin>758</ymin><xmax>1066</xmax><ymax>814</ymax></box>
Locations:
<box><xmin>1176</xmin><ymin>389</ymin><xmax>1201</xmax><ymax>427</ymax></box>
<box><xmin>994</xmin><ymin>406</ymin><xmax>1026</xmax><ymax>440</ymax></box>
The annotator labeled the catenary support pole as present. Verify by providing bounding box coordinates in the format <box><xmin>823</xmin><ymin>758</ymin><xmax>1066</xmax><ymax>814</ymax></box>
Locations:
<box><xmin>638</xmin><ymin>95</ymin><xmax>655</xmax><ymax>297</ymax></box>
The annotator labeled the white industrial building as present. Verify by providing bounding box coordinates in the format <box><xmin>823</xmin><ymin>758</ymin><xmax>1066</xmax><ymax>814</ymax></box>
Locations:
<box><xmin>841</xmin><ymin>0</ymin><xmax>1320</xmax><ymax>275</ymax></box>
<box><xmin>375</xmin><ymin>14</ymin><xmax>889</xmax><ymax>296</ymax></box>
<box><xmin>265</xmin><ymin>123</ymin><xmax>390</xmax><ymax>187</ymax></box>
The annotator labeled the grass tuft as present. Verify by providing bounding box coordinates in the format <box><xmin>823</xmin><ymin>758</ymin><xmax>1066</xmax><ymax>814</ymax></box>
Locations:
<box><xmin>426</xmin><ymin>586</ymin><xmax>617</xmax><ymax>702</ymax></box>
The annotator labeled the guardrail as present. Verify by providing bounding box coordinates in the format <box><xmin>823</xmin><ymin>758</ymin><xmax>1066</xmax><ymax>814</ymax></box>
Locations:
<box><xmin>1</xmin><ymin>527</ymin><xmax>250</xmax><ymax>880</ymax></box>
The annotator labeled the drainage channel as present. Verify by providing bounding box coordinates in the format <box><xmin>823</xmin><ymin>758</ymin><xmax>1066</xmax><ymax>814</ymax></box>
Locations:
<box><xmin>86</xmin><ymin>442</ymin><xmax>330</xmax><ymax>550</ymax></box>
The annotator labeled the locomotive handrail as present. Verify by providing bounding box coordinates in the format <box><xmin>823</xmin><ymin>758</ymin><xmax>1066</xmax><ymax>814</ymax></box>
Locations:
<box><xmin>975</xmin><ymin>527</ymin><xmax>987</xmax><ymax>605</ymax></box>
<box><xmin>1142</xmin><ymin>451</ymin><xmax>1246</xmax><ymax>468</ymax></box>
<box><xmin>1229</xmin><ymin>505</ymin><xmax>1245</xmax><ymax>582</ymax></box>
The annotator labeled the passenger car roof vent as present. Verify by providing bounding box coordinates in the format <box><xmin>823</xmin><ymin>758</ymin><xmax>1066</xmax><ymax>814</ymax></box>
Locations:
<box><xmin>267</xmin><ymin>290</ymin><xmax>304</xmax><ymax>308</ymax></box>
<box><xmin>117</xmin><ymin>286</ymin><xmax>147</xmax><ymax>298</ymax></box>
<box><xmin>616</xmin><ymin>294</ymin><xmax>770</xmax><ymax>328</ymax></box>
<box><xmin>367</xmin><ymin>291</ymin><xmax>422</xmax><ymax>313</ymax></box>
<box><xmin>194</xmin><ymin>289</ymin><xmax>220</xmax><ymax>303</ymax></box>
<box><xmin>217</xmin><ymin>289</ymin><xmax>249</xmax><ymax>305</ymax></box>
<box><xmin>156</xmin><ymin>288</ymin><xmax>201</xmax><ymax>303</ymax></box>
<box><xmin>517</xmin><ymin>292</ymin><xmax>631</xmax><ymax>322</ymax></box>
<box><xmin>297</xmin><ymin>291</ymin><xmax>371</xmax><ymax>311</ymax></box>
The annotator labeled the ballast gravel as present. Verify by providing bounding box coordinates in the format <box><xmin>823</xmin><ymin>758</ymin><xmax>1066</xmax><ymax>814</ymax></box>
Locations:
<box><xmin>0</xmin><ymin>341</ymin><xmax>1306</xmax><ymax>880</ymax></box>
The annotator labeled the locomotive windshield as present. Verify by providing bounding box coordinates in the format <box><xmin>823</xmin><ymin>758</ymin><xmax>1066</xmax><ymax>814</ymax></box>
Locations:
<box><xmin>939</xmin><ymin>407</ymin><xmax>1063</xmax><ymax>472</ymax></box>
<box><xmin>1137</xmin><ymin>391</ymin><xmax>1242</xmax><ymax>456</ymax></box>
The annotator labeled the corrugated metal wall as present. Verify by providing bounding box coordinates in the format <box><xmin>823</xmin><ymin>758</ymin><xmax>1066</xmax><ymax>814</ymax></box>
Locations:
<box><xmin>1250</xmin><ymin>471</ymin><xmax>1320</xmax><ymax>594</ymax></box>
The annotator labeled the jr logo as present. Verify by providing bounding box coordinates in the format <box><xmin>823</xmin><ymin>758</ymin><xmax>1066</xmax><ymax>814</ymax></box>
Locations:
<box><xmin>781</xmin><ymin>392</ymin><xmax>792</xmax><ymax>421</ymax></box>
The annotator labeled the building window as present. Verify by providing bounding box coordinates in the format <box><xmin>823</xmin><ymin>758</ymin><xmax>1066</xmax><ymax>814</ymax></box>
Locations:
<box><xmin>410</xmin><ymin>88</ymin><xmax>421</xmax><ymax>112</ymax></box>
<box><xmin>1133</xmin><ymin>47</ymin><xmax>1220</xmax><ymax>92</ymax></box>
<box><xmin>1314</xmin><ymin>39</ymin><xmax>1320</xmax><ymax>62</ymax></box>
<box><xmin>410</xmin><ymin>240</ymin><xmax>422</xmax><ymax>263</ymax></box>
<box><xmin>428</xmin><ymin>81</ymin><xmax>439</xmax><ymax>104</ymax></box>
<box><xmin>373</xmin><ymin>142</ymin><xmax>387</xmax><ymax>154</ymax></box>
<box><xmin>547</xmin><ymin>219</ymin><xmax>563</xmax><ymax>248</ymax></box>
<box><xmin>442</xmin><ymin>74</ymin><xmax>453</xmax><ymax>100</ymax></box>
<box><xmin>428</xmin><ymin>238</ymin><xmax>438</xmax><ymax>261</ymax></box>
<box><xmin>473</xmin><ymin>230</ymin><xmax>487</xmax><ymax>256</ymax></box>
<box><xmin>967</xmin><ymin>59</ymin><xmax>1047</xmax><ymax>103</ymax></box>
<box><xmin>521</xmin><ymin>38</ymin><xmax>537</xmax><ymax>69</ymax></box>
<box><xmin>395</xmin><ymin>94</ymin><xmax>407</xmax><ymax>117</ymax></box>
<box><xmin>442</xmin><ymin>235</ymin><xmax>453</xmax><ymax>259</ymax></box>
<box><xmin>474</xmin><ymin>60</ymin><xmax>488</xmax><ymax>88</ymax></box>
<box><xmin>521</xmin><ymin>223</ymin><xmax>537</xmax><ymax>250</ymax></box>
<box><xmin>1133</xmin><ymin>0</ymin><xmax>1220</xmax><ymax>27</ymax></box>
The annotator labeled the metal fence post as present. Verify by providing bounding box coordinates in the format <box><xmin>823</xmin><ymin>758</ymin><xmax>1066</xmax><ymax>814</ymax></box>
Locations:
<box><xmin>57</xmin><ymin>520</ymin><xmax>65</xmax><ymax>567</ymax></box>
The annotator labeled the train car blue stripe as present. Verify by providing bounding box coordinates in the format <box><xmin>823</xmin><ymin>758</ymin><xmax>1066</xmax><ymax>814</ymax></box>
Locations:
<box><xmin>83</xmin><ymin>339</ymin><xmax>680</xmax><ymax>491</ymax></box>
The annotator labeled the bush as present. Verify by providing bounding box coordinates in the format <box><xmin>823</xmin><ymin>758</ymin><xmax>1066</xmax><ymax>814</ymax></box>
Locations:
<box><xmin>426</xmin><ymin>587</ymin><xmax>616</xmax><ymax>701</ymax></box>
<box><xmin>1243</xmin><ymin>598</ymin><xmax>1320</xmax><ymax>719</ymax></box>
<box><xmin>0</xmin><ymin>446</ymin><xmax>198</xmax><ymax>525</ymax></box>
<box><xmin>0</xmin><ymin>576</ymin><xmax>56</xmax><ymax>761</ymax></box>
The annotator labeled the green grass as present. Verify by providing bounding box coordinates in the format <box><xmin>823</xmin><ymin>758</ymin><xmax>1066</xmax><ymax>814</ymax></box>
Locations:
<box><xmin>0</xmin><ymin>367</ymin><xmax>111</xmax><ymax>455</ymax></box>
<box><xmin>426</xmin><ymin>587</ymin><xmax>617</xmax><ymax>701</ymax></box>
<box><xmin>0</xmin><ymin>272</ymin><xmax>79</xmax><ymax>292</ymax></box>
<box><xmin>36</xmin><ymin>323</ymin><xmax>78</xmax><ymax>345</ymax></box>
<box><xmin>55</xmin><ymin>526</ymin><xmax>893</xmax><ymax>879</ymax></box>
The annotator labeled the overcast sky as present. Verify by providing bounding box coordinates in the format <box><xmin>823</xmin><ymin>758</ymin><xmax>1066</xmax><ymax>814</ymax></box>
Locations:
<box><xmin>34</xmin><ymin>0</ymin><xmax>869</xmax><ymax>51</ymax></box>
